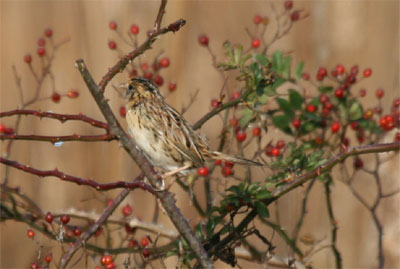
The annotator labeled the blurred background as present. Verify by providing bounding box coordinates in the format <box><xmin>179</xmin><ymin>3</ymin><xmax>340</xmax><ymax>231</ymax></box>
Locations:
<box><xmin>1</xmin><ymin>0</ymin><xmax>399</xmax><ymax>268</ymax></box>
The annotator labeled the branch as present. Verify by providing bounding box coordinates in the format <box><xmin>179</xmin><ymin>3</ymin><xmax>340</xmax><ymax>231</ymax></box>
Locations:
<box><xmin>0</xmin><ymin>133</ymin><xmax>115</xmax><ymax>143</ymax></box>
<box><xmin>271</xmin><ymin>142</ymin><xmax>400</xmax><ymax>199</ymax></box>
<box><xmin>98</xmin><ymin>7</ymin><xmax>185</xmax><ymax>92</ymax></box>
<box><xmin>75</xmin><ymin>58</ymin><xmax>212</xmax><ymax>268</ymax></box>
<box><xmin>0</xmin><ymin>109</ymin><xmax>109</xmax><ymax>129</ymax></box>
<box><xmin>0</xmin><ymin>158</ymin><xmax>155</xmax><ymax>193</ymax></box>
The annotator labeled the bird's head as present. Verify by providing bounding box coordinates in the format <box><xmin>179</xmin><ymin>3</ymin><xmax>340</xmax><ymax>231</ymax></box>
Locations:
<box><xmin>124</xmin><ymin>78</ymin><xmax>163</xmax><ymax>105</ymax></box>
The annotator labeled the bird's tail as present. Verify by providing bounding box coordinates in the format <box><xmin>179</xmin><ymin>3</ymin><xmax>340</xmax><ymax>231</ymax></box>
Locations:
<box><xmin>212</xmin><ymin>151</ymin><xmax>264</xmax><ymax>166</ymax></box>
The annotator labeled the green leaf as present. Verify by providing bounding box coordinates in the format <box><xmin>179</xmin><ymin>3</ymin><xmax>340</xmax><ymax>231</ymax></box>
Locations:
<box><xmin>257</xmin><ymin>94</ymin><xmax>268</xmax><ymax>104</ymax></box>
<box><xmin>281</xmin><ymin>55</ymin><xmax>292</xmax><ymax>78</ymax></box>
<box><xmin>318</xmin><ymin>86</ymin><xmax>334</xmax><ymax>93</ymax></box>
<box><xmin>289</xmin><ymin>89</ymin><xmax>304</xmax><ymax>110</ymax></box>
<box><xmin>233</xmin><ymin>44</ymin><xmax>243</xmax><ymax>65</ymax></box>
<box><xmin>254</xmin><ymin>53</ymin><xmax>270</xmax><ymax>66</ymax></box>
<box><xmin>338</xmin><ymin>103</ymin><xmax>347</xmax><ymax>120</ymax></box>
<box><xmin>264</xmin><ymin>86</ymin><xmax>277</xmax><ymax>96</ymax></box>
<box><xmin>255</xmin><ymin>189</ymin><xmax>272</xmax><ymax>200</ymax></box>
<box><xmin>223</xmin><ymin>40</ymin><xmax>234</xmax><ymax>59</ymax></box>
<box><xmin>272</xmin><ymin>114</ymin><xmax>292</xmax><ymax>134</ymax></box>
<box><xmin>272</xmin><ymin>50</ymin><xmax>283</xmax><ymax>72</ymax></box>
<box><xmin>348</xmin><ymin>101</ymin><xmax>363</xmax><ymax>120</ymax></box>
<box><xmin>250</xmin><ymin>62</ymin><xmax>262</xmax><ymax>85</ymax></box>
<box><xmin>295</xmin><ymin>61</ymin><xmax>304</xmax><ymax>80</ymax></box>
<box><xmin>276</xmin><ymin>97</ymin><xmax>294</xmax><ymax>119</ymax></box>
<box><xmin>255</xmin><ymin>201</ymin><xmax>270</xmax><ymax>218</ymax></box>
<box><xmin>239</xmin><ymin>108</ymin><xmax>255</xmax><ymax>128</ymax></box>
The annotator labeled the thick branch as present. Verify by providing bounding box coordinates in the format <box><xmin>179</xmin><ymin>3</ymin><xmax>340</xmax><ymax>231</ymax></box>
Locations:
<box><xmin>0</xmin><ymin>109</ymin><xmax>109</xmax><ymax>129</ymax></box>
<box><xmin>0</xmin><ymin>158</ymin><xmax>154</xmax><ymax>193</ymax></box>
<box><xmin>0</xmin><ymin>134</ymin><xmax>115</xmax><ymax>143</ymax></box>
<box><xmin>75</xmin><ymin>59</ymin><xmax>213</xmax><ymax>268</ymax></box>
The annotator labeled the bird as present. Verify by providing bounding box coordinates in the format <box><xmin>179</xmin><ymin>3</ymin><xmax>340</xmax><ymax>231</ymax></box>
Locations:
<box><xmin>124</xmin><ymin>78</ymin><xmax>263</xmax><ymax>178</ymax></box>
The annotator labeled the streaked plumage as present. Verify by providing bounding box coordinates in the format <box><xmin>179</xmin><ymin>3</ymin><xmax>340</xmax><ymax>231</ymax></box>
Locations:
<box><xmin>124</xmin><ymin>78</ymin><xmax>262</xmax><ymax>175</ymax></box>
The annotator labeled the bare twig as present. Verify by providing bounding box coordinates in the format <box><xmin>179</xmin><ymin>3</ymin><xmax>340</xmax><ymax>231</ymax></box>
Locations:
<box><xmin>0</xmin><ymin>133</ymin><xmax>115</xmax><ymax>143</ymax></box>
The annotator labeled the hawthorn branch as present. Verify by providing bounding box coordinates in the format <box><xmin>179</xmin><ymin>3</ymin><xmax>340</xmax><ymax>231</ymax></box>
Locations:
<box><xmin>0</xmin><ymin>134</ymin><xmax>115</xmax><ymax>143</ymax></box>
<box><xmin>0</xmin><ymin>158</ymin><xmax>155</xmax><ymax>193</ymax></box>
<box><xmin>98</xmin><ymin>3</ymin><xmax>185</xmax><ymax>92</ymax></box>
<box><xmin>0</xmin><ymin>109</ymin><xmax>109</xmax><ymax>130</ymax></box>
<box><xmin>74</xmin><ymin>59</ymin><xmax>212</xmax><ymax>268</ymax></box>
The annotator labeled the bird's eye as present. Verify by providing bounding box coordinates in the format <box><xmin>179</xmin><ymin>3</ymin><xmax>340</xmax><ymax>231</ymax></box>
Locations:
<box><xmin>128</xmin><ymin>84</ymin><xmax>134</xmax><ymax>91</ymax></box>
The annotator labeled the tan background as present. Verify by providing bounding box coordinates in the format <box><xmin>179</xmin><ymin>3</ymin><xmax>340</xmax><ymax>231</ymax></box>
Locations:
<box><xmin>1</xmin><ymin>0</ymin><xmax>399</xmax><ymax>268</ymax></box>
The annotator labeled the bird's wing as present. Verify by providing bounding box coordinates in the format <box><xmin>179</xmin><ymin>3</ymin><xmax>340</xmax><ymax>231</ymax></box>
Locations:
<box><xmin>158</xmin><ymin>105</ymin><xmax>207</xmax><ymax>167</ymax></box>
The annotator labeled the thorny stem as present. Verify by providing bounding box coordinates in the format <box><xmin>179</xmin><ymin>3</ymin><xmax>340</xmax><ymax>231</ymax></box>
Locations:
<box><xmin>324</xmin><ymin>181</ymin><xmax>342</xmax><ymax>269</ymax></box>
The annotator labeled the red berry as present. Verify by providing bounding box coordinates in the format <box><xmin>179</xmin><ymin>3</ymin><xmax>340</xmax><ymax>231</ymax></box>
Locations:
<box><xmin>306</xmin><ymin>104</ymin><xmax>316</xmax><ymax>113</ymax></box>
<box><xmin>230</xmin><ymin>117</ymin><xmax>238</xmax><ymax>127</ymax></box>
<box><xmin>276</xmin><ymin>140</ymin><xmax>285</xmax><ymax>149</ymax></box>
<box><xmin>0</xmin><ymin>124</ymin><xmax>5</xmax><ymax>133</ymax></box>
<box><xmin>168</xmin><ymin>82</ymin><xmax>177</xmax><ymax>92</ymax></box>
<box><xmin>315</xmin><ymin>136</ymin><xmax>324</xmax><ymax>145</ymax></box>
<box><xmin>342</xmin><ymin>137</ymin><xmax>350</xmax><ymax>146</ymax></box>
<box><xmin>284</xmin><ymin>0</ymin><xmax>293</xmax><ymax>9</ymax></box>
<box><xmin>351</xmin><ymin>122</ymin><xmax>359</xmax><ymax>130</ymax></box>
<box><xmin>232</xmin><ymin>91</ymin><xmax>241</xmax><ymax>99</ymax></box>
<box><xmin>302</xmin><ymin>73</ymin><xmax>310</xmax><ymax>80</ymax></box>
<box><xmin>331</xmin><ymin>121</ymin><xmax>340</xmax><ymax>133</ymax></box>
<box><xmin>215</xmin><ymin>159</ymin><xmax>222</xmax><ymax>165</ymax></box>
<box><xmin>376</xmin><ymin>88</ymin><xmax>384</xmax><ymax>99</ymax></box>
<box><xmin>393</xmin><ymin>98</ymin><xmax>400</xmax><ymax>108</ymax></box>
<box><xmin>265</xmin><ymin>144</ymin><xmax>274</xmax><ymax>156</ymax></box>
<box><xmin>335</xmin><ymin>88</ymin><xmax>344</xmax><ymax>99</ymax></box>
<box><xmin>27</xmin><ymin>229</ymin><xmax>35</xmax><ymax>238</ymax></box>
<box><xmin>130</xmin><ymin>24</ymin><xmax>139</xmax><ymax>34</ymax></box>
<box><xmin>236</xmin><ymin>130</ymin><xmax>247</xmax><ymax>142</ymax></box>
<box><xmin>141</xmin><ymin>236</ymin><xmax>150</xmax><ymax>247</ymax></box>
<box><xmin>106</xmin><ymin>263</ymin><xmax>115</xmax><ymax>269</ymax></box>
<box><xmin>319</xmin><ymin>94</ymin><xmax>329</xmax><ymax>104</ymax></box>
<box><xmin>122</xmin><ymin>204</ymin><xmax>133</xmax><ymax>217</ymax></box>
<box><xmin>354</xmin><ymin>158</ymin><xmax>363</xmax><ymax>169</ymax></box>
<box><xmin>381</xmin><ymin>114</ymin><xmax>395</xmax><ymax>130</ymax></box>
<box><xmin>141</xmin><ymin>62</ymin><xmax>149</xmax><ymax>71</ymax></box>
<box><xmin>120</xmin><ymin>106</ymin><xmax>126</xmax><ymax>117</ymax></box>
<box><xmin>44</xmin><ymin>28</ymin><xmax>53</xmax><ymax>37</ymax></box>
<box><xmin>30</xmin><ymin>263</ymin><xmax>39</xmax><ymax>269</ymax></box>
<box><xmin>350</xmin><ymin>65</ymin><xmax>359</xmax><ymax>75</ymax></box>
<box><xmin>101</xmin><ymin>255</ymin><xmax>113</xmax><ymax>265</ymax></box>
<box><xmin>73</xmin><ymin>228</ymin><xmax>82</xmax><ymax>236</ymax></box>
<box><xmin>4</xmin><ymin>127</ymin><xmax>14</xmax><ymax>134</ymax></box>
<box><xmin>67</xmin><ymin>90</ymin><xmax>79</xmax><ymax>98</ymax></box>
<box><xmin>154</xmin><ymin>75</ymin><xmax>164</xmax><ymax>86</ymax></box>
<box><xmin>395</xmin><ymin>132</ymin><xmax>400</xmax><ymax>142</ymax></box>
<box><xmin>331</xmin><ymin>70</ymin><xmax>338</xmax><ymax>77</ymax></box>
<box><xmin>317</xmin><ymin>67</ymin><xmax>327</xmax><ymax>77</ymax></box>
<box><xmin>198</xmin><ymin>34</ymin><xmax>209</xmax><ymax>46</ymax></box>
<box><xmin>108</xmin><ymin>41</ymin><xmax>117</xmax><ymax>50</ymax></box>
<box><xmin>222</xmin><ymin>166</ymin><xmax>233</xmax><ymax>177</ymax></box>
<box><xmin>129</xmin><ymin>239</ymin><xmax>138</xmax><ymax>247</ymax></box>
<box><xmin>252</xmin><ymin>127</ymin><xmax>261</xmax><ymax>136</ymax></box>
<box><xmin>360</xmin><ymin>89</ymin><xmax>366</xmax><ymax>97</ymax></box>
<box><xmin>291</xmin><ymin>11</ymin><xmax>300</xmax><ymax>21</ymax></box>
<box><xmin>211</xmin><ymin>99</ymin><xmax>219</xmax><ymax>108</ymax></box>
<box><xmin>253</xmin><ymin>15</ymin><xmax>262</xmax><ymax>24</ymax></box>
<box><xmin>363</xmin><ymin>68</ymin><xmax>372</xmax><ymax>78</ymax></box>
<box><xmin>60</xmin><ymin>215</ymin><xmax>70</xmax><ymax>224</ymax></box>
<box><xmin>52</xmin><ymin>92</ymin><xmax>61</xmax><ymax>103</ymax></box>
<box><xmin>374</xmin><ymin>106</ymin><xmax>382</xmax><ymax>114</ymax></box>
<box><xmin>336</xmin><ymin>64</ymin><xmax>345</xmax><ymax>75</ymax></box>
<box><xmin>322</xmin><ymin>107</ymin><xmax>330</xmax><ymax>116</ymax></box>
<box><xmin>38</xmin><ymin>38</ymin><xmax>46</xmax><ymax>47</ymax></box>
<box><xmin>45</xmin><ymin>212</ymin><xmax>53</xmax><ymax>223</ymax></box>
<box><xmin>197</xmin><ymin>167</ymin><xmax>209</xmax><ymax>176</ymax></box>
<box><xmin>94</xmin><ymin>226</ymin><xmax>102</xmax><ymax>237</ymax></box>
<box><xmin>45</xmin><ymin>254</ymin><xmax>52</xmax><ymax>263</ymax></box>
<box><xmin>316</xmin><ymin>73</ymin><xmax>324</xmax><ymax>81</ymax></box>
<box><xmin>271</xmin><ymin>147</ymin><xmax>280</xmax><ymax>157</ymax></box>
<box><xmin>159</xmin><ymin>57</ymin><xmax>170</xmax><ymax>68</ymax></box>
<box><xmin>143</xmin><ymin>248</ymin><xmax>150</xmax><ymax>258</ymax></box>
<box><xmin>109</xmin><ymin>21</ymin><xmax>117</xmax><ymax>30</ymax></box>
<box><xmin>292</xmin><ymin>118</ymin><xmax>301</xmax><ymax>129</ymax></box>
<box><xmin>347</xmin><ymin>74</ymin><xmax>356</xmax><ymax>84</ymax></box>
<box><xmin>24</xmin><ymin>54</ymin><xmax>32</xmax><ymax>64</ymax></box>
<box><xmin>144</xmin><ymin>72</ymin><xmax>153</xmax><ymax>80</ymax></box>
<box><xmin>224</xmin><ymin>161</ymin><xmax>234</xmax><ymax>168</ymax></box>
<box><xmin>251</xmin><ymin>38</ymin><xmax>261</xmax><ymax>49</ymax></box>
<box><xmin>37</xmin><ymin>47</ymin><xmax>46</xmax><ymax>57</ymax></box>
